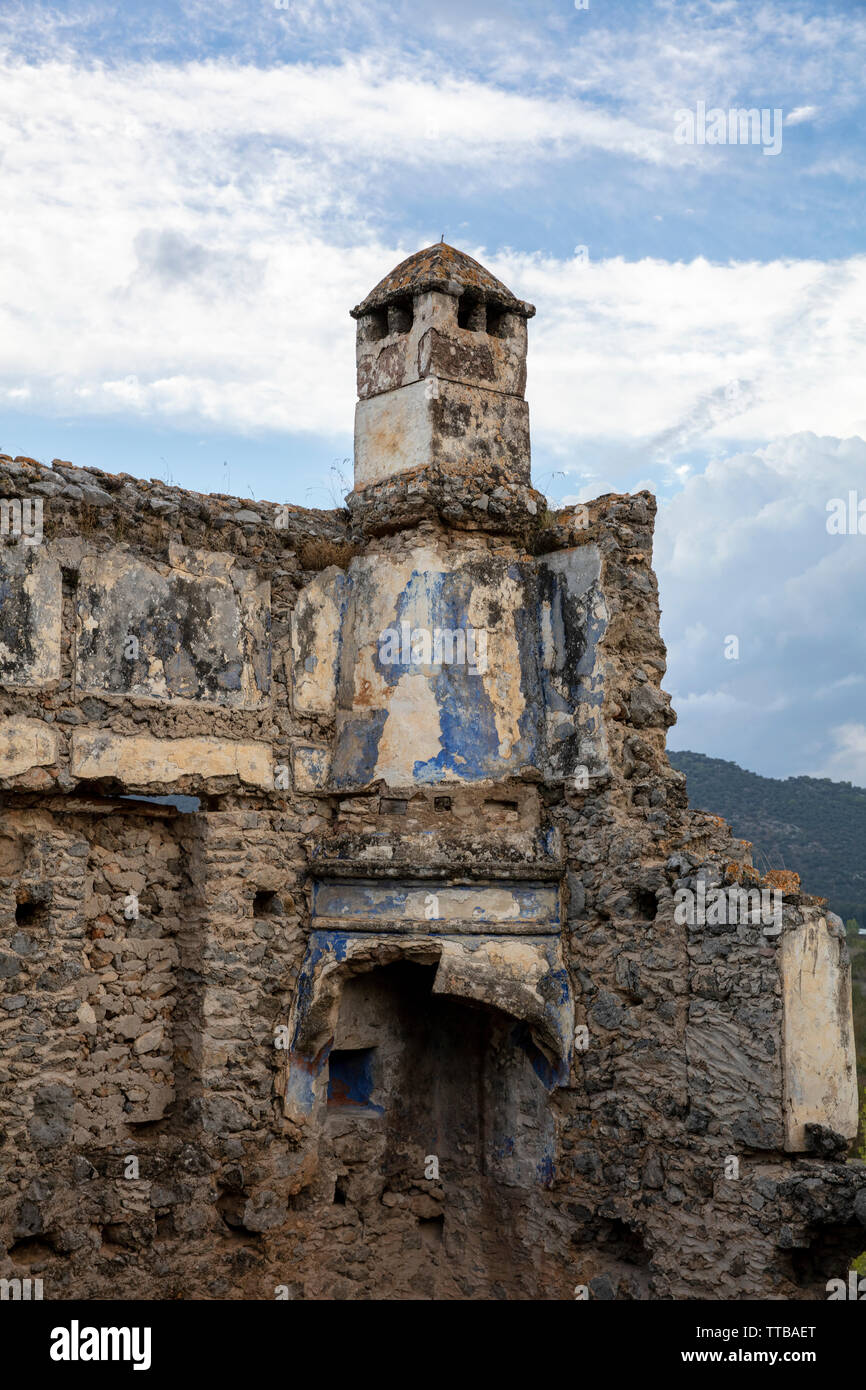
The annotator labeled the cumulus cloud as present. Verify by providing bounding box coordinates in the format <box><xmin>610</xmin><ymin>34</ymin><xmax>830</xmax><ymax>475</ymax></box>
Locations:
<box><xmin>0</xmin><ymin>56</ymin><xmax>706</xmax><ymax>438</ymax></box>
<box><xmin>0</xmin><ymin>53</ymin><xmax>864</xmax><ymax>450</ymax></box>
<box><xmin>132</xmin><ymin>229</ymin><xmax>266</xmax><ymax>294</ymax></box>
<box><xmin>656</xmin><ymin>433</ymin><xmax>866</xmax><ymax>780</ymax></box>
<box><xmin>507</xmin><ymin>251</ymin><xmax>866</xmax><ymax>460</ymax></box>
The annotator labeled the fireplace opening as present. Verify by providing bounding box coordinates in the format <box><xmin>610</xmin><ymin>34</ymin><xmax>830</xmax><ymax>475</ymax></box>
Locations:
<box><xmin>313</xmin><ymin>958</ymin><xmax>565</xmax><ymax>1297</ymax></box>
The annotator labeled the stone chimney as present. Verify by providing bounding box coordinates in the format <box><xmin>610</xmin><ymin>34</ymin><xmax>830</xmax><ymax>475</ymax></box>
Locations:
<box><xmin>350</xmin><ymin>242</ymin><xmax>535</xmax><ymax>491</ymax></box>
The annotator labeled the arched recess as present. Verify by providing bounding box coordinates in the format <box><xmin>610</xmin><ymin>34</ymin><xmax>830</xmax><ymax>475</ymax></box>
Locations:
<box><xmin>283</xmin><ymin>930</ymin><xmax>573</xmax><ymax>1124</ymax></box>
<box><xmin>285</xmin><ymin>955</ymin><xmax>577</xmax><ymax>1298</ymax></box>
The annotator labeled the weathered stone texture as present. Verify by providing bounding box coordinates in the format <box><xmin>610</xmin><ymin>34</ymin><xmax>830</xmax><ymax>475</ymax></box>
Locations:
<box><xmin>76</xmin><ymin>548</ymin><xmax>270</xmax><ymax>707</ymax></box>
<box><xmin>0</xmin><ymin>546</ymin><xmax>61</xmax><ymax>687</ymax></box>
<box><xmin>71</xmin><ymin>731</ymin><xmax>273</xmax><ymax>789</ymax></box>
<box><xmin>781</xmin><ymin>913</ymin><xmax>859</xmax><ymax>1151</ymax></box>
<box><xmin>0</xmin><ymin>243</ymin><xmax>863</xmax><ymax>1301</ymax></box>
<box><xmin>354</xmin><ymin>378</ymin><xmax>531</xmax><ymax>489</ymax></box>
<box><xmin>0</xmin><ymin>717</ymin><xmax>58</xmax><ymax>778</ymax></box>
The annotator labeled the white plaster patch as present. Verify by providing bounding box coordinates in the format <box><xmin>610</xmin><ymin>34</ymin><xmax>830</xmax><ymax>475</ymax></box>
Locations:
<box><xmin>291</xmin><ymin>567</ymin><xmax>346</xmax><ymax>716</ymax></box>
<box><xmin>292</xmin><ymin>744</ymin><xmax>331</xmax><ymax>792</ymax></box>
<box><xmin>375</xmin><ymin>671</ymin><xmax>443</xmax><ymax>785</ymax></box>
<box><xmin>780</xmin><ymin>914</ymin><xmax>859</xmax><ymax>1151</ymax></box>
<box><xmin>469</xmin><ymin>570</ymin><xmax>525</xmax><ymax>762</ymax></box>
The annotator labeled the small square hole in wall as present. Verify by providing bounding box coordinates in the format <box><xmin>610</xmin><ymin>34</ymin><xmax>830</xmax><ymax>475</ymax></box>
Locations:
<box><xmin>366</xmin><ymin>306</ymin><xmax>389</xmax><ymax>342</ymax></box>
<box><xmin>419</xmin><ymin>1212</ymin><xmax>445</xmax><ymax>1247</ymax></box>
<box><xmin>485</xmin><ymin>305</ymin><xmax>509</xmax><ymax>338</ymax></box>
<box><xmin>15</xmin><ymin>887</ymin><xmax>50</xmax><ymax>928</ymax></box>
<box><xmin>434</xmin><ymin>797</ymin><xmax>451</xmax><ymax>812</ymax></box>
<box><xmin>484</xmin><ymin>798</ymin><xmax>520</xmax><ymax>825</ymax></box>
<box><xmin>327</xmin><ymin>1048</ymin><xmax>380</xmax><ymax>1111</ymax></box>
<box><xmin>253</xmin><ymin>891</ymin><xmax>281</xmax><ymax>918</ymax></box>
<box><xmin>457</xmin><ymin>294</ymin><xmax>484</xmax><ymax>331</ymax></box>
<box><xmin>387</xmin><ymin>298</ymin><xmax>413</xmax><ymax>335</ymax></box>
<box><xmin>634</xmin><ymin>889</ymin><xmax>658</xmax><ymax>922</ymax></box>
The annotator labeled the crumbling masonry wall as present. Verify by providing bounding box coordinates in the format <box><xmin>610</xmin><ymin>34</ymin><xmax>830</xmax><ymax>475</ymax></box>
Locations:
<box><xmin>1</xmin><ymin>448</ymin><xmax>863</xmax><ymax>1301</ymax></box>
<box><xmin>2</xmin><ymin>232</ymin><xmax>865</xmax><ymax>1301</ymax></box>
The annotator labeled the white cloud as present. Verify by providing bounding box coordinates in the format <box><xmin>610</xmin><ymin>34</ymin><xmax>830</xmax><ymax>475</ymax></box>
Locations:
<box><xmin>0</xmin><ymin>54</ymin><xmax>864</xmax><ymax>450</ymax></box>
<box><xmin>812</xmin><ymin>723</ymin><xmax>866</xmax><ymax>786</ymax></box>
<box><xmin>0</xmin><ymin>55</ymin><xmax>714</xmax><ymax>440</ymax></box>
<box><xmin>786</xmin><ymin>105</ymin><xmax>819</xmax><ymax>125</ymax></box>
<box><xmin>507</xmin><ymin>252</ymin><xmax>866</xmax><ymax>456</ymax></box>
<box><xmin>657</xmin><ymin>433</ymin><xmax>866</xmax><ymax>781</ymax></box>
<box><xmin>0</xmin><ymin>27</ymin><xmax>860</xmax><ymax>449</ymax></box>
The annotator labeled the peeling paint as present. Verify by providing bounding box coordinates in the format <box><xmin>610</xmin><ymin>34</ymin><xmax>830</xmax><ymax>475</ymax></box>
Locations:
<box><xmin>312</xmin><ymin>879</ymin><xmax>560</xmax><ymax>930</ymax></box>
<box><xmin>296</xmin><ymin>541</ymin><xmax>608</xmax><ymax>792</ymax></box>
<box><xmin>76</xmin><ymin>550</ymin><xmax>270</xmax><ymax>707</ymax></box>
<box><xmin>0</xmin><ymin>546</ymin><xmax>61</xmax><ymax>687</ymax></box>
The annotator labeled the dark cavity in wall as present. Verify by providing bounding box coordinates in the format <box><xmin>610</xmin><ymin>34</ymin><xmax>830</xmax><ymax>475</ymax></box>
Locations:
<box><xmin>387</xmin><ymin>298</ymin><xmax>413</xmax><ymax>335</ymax></box>
<box><xmin>457</xmin><ymin>295</ymin><xmax>485</xmax><ymax>332</ymax></box>
<box><xmin>327</xmin><ymin>1048</ymin><xmax>378</xmax><ymax>1109</ymax></box>
<box><xmin>633</xmin><ymin>889</ymin><xmax>658</xmax><ymax>921</ymax></box>
<box><xmin>314</xmin><ymin>960</ymin><xmax>566</xmax><ymax>1297</ymax></box>
<box><xmin>778</xmin><ymin>1221</ymin><xmax>866</xmax><ymax>1289</ymax></box>
<box><xmin>15</xmin><ymin>886</ymin><xmax>50</xmax><ymax>927</ymax></box>
<box><xmin>120</xmin><ymin>794</ymin><xmax>201</xmax><ymax>813</ymax></box>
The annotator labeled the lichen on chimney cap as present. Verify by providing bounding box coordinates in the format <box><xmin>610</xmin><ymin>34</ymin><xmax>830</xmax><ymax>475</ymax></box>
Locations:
<box><xmin>350</xmin><ymin>242</ymin><xmax>536</xmax><ymax>319</ymax></box>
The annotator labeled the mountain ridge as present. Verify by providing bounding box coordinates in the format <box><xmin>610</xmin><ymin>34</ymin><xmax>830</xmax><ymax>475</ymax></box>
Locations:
<box><xmin>667</xmin><ymin>749</ymin><xmax>866</xmax><ymax>926</ymax></box>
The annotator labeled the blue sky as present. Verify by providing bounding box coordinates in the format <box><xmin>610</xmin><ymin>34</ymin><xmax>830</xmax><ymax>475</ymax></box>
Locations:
<box><xmin>0</xmin><ymin>0</ymin><xmax>864</xmax><ymax>781</ymax></box>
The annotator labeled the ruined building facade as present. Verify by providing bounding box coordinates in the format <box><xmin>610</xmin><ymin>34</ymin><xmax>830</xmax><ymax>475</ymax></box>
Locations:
<box><xmin>1</xmin><ymin>243</ymin><xmax>864</xmax><ymax>1300</ymax></box>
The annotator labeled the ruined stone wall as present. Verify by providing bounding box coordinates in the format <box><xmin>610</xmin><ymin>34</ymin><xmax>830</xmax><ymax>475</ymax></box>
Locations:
<box><xmin>1</xmin><ymin>451</ymin><xmax>864</xmax><ymax>1302</ymax></box>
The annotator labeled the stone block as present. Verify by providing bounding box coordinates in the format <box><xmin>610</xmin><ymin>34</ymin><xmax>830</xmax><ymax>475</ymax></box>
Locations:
<box><xmin>71</xmin><ymin>731</ymin><xmax>273</xmax><ymax>788</ymax></box>
<box><xmin>354</xmin><ymin>377</ymin><xmax>530</xmax><ymax>489</ymax></box>
<box><xmin>0</xmin><ymin>716</ymin><xmax>58</xmax><ymax>778</ymax></box>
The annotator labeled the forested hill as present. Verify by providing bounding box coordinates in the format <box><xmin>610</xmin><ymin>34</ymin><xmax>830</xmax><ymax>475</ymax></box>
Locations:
<box><xmin>668</xmin><ymin>751</ymin><xmax>866</xmax><ymax>926</ymax></box>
